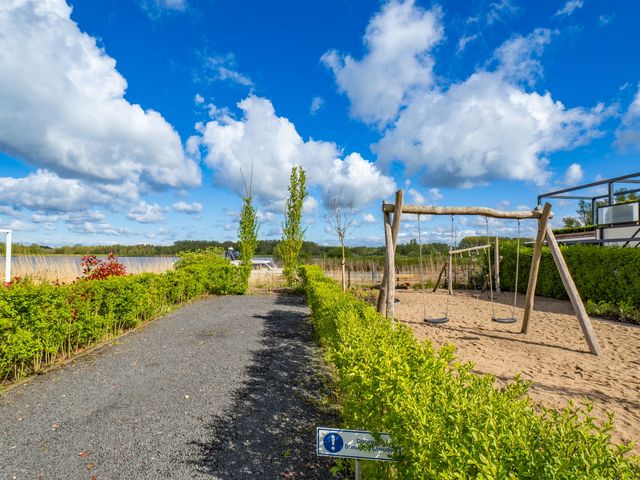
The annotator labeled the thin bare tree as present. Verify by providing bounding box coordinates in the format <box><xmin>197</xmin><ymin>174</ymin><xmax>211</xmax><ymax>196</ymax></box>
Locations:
<box><xmin>324</xmin><ymin>190</ymin><xmax>355</xmax><ymax>292</ymax></box>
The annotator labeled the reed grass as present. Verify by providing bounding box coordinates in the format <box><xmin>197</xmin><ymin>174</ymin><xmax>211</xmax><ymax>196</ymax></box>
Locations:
<box><xmin>248</xmin><ymin>270</ymin><xmax>286</xmax><ymax>289</ymax></box>
<box><xmin>5</xmin><ymin>255</ymin><xmax>177</xmax><ymax>283</ymax></box>
<box><xmin>320</xmin><ymin>258</ymin><xmax>484</xmax><ymax>288</ymax></box>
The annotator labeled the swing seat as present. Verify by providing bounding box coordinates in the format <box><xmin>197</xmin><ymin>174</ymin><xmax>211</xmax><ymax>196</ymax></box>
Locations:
<box><xmin>492</xmin><ymin>316</ymin><xmax>517</xmax><ymax>324</ymax></box>
<box><xmin>425</xmin><ymin>317</ymin><xmax>449</xmax><ymax>324</ymax></box>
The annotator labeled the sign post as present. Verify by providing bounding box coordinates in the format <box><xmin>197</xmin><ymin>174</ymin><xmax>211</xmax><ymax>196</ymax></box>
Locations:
<box><xmin>0</xmin><ymin>229</ymin><xmax>11</xmax><ymax>284</ymax></box>
<box><xmin>317</xmin><ymin>427</ymin><xmax>398</xmax><ymax>479</ymax></box>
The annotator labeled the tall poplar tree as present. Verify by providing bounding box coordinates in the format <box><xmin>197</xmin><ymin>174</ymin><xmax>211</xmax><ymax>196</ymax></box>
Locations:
<box><xmin>278</xmin><ymin>166</ymin><xmax>307</xmax><ymax>286</ymax></box>
<box><xmin>238</xmin><ymin>169</ymin><xmax>259</xmax><ymax>290</ymax></box>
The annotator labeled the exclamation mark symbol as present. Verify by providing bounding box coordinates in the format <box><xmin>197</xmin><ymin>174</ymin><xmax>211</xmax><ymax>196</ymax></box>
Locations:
<box><xmin>331</xmin><ymin>435</ymin><xmax>335</xmax><ymax>450</ymax></box>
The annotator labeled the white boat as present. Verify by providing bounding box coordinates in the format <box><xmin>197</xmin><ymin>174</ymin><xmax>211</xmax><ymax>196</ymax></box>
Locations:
<box><xmin>230</xmin><ymin>258</ymin><xmax>282</xmax><ymax>273</ymax></box>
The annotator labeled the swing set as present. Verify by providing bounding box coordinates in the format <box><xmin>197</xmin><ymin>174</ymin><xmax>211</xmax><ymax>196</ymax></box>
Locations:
<box><xmin>377</xmin><ymin>190</ymin><xmax>602</xmax><ymax>356</ymax></box>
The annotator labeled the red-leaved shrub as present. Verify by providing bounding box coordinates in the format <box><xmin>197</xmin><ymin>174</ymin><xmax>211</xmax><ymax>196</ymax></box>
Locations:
<box><xmin>81</xmin><ymin>253</ymin><xmax>127</xmax><ymax>280</ymax></box>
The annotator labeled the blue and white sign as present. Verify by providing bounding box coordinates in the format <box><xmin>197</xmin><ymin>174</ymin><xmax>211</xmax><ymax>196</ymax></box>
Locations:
<box><xmin>316</xmin><ymin>427</ymin><xmax>398</xmax><ymax>461</ymax></box>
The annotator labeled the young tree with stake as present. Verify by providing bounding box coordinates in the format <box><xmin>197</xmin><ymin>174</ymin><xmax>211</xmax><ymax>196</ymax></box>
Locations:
<box><xmin>324</xmin><ymin>190</ymin><xmax>355</xmax><ymax>292</ymax></box>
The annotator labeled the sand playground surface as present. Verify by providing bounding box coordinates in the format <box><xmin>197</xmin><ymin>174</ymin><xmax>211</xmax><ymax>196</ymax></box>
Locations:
<box><xmin>393</xmin><ymin>289</ymin><xmax>640</xmax><ymax>452</ymax></box>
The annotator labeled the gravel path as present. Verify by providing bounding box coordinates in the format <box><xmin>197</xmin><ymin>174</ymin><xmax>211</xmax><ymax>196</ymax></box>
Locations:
<box><xmin>0</xmin><ymin>294</ymin><xmax>339</xmax><ymax>479</ymax></box>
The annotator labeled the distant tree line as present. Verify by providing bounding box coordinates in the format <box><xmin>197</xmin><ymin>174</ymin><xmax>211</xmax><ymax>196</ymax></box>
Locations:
<box><xmin>0</xmin><ymin>238</ymin><xmax>457</xmax><ymax>259</ymax></box>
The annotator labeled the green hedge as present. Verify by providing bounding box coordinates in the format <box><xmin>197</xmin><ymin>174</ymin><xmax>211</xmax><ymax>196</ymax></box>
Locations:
<box><xmin>0</xmin><ymin>255</ymin><xmax>245</xmax><ymax>381</ymax></box>
<box><xmin>500</xmin><ymin>243</ymin><xmax>640</xmax><ymax>323</ymax></box>
<box><xmin>300</xmin><ymin>265</ymin><xmax>639</xmax><ymax>479</ymax></box>
<box><xmin>552</xmin><ymin>225</ymin><xmax>600</xmax><ymax>235</ymax></box>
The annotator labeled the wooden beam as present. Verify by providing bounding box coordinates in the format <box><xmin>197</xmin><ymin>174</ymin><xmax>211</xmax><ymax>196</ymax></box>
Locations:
<box><xmin>449</xmin><ymin>244</ymin><xmax>491</xmax><ymax>255</ymax></box>
<box><xmin>521</xmin><ymin>203</ymin><xmax>552</xmax><ymax>334</ymax></box>
<box><xmin>382</xmin><ymin>204</ymin><xmax>547</xmax><ymax>219</ymax></box>
<box><xmin>545</xmin><ymin>226</ymin><xmax>602</xmax><ymax>356</ymax></box>
<box><xmin>385</xmin><ymin>220</ymin><xmax>395</xmax><ymax>321</ymax></box>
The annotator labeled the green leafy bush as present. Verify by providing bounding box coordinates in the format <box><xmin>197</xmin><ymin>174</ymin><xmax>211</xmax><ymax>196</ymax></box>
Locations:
<box><xmin>500</xmin><ymin>243</ymin><xmax>640</xmax><ymax>324</ymax></box>
<box><xmin>0</xmin><ymin>249</ymin><xmax>246</xmax><ymax>381</ymax></box>
<box><xmin>300</xmin><ymin>265</ymin><xmax>639</xmax><ymax>479</ymax></box>
<box><xmin>552</xmin><ymin>225</ymin><xmax>600</xmax><ymax>235</ymax></box>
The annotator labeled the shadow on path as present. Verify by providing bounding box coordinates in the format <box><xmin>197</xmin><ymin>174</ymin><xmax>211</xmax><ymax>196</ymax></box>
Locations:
<box><xmin>191</xmin><ymin>294</ymin><xmax>341</xmax><ymax>479</ymax></box>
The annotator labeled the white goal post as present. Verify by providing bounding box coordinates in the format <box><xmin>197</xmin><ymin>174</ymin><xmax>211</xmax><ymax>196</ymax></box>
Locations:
<box><xmin>0</xmin><ymin>229</ymin><xmax>12</xmax><ymax>284</ymax></box>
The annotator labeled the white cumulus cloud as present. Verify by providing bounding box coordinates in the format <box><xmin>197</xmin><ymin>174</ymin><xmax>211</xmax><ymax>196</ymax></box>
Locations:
<box><xmin>429</xmin><ymin>188</ymin><xmax>443</xmax><ymax>201</ymax></box>
<box><xmin>362</xmin><ymin>213</ymin><xmax>377</xmax><ymax>224</ymax></box>
<box><xmin>564</xmin><ymin>163</ymin><xmax>583</xmax><ymax>185</ymax></box>
<box><xmin>127</xmin><ymin>202</ymin><xmax>167</xmax><ymax>223</ymax></box>
<box><xmin>31</xmin><ymin>210</ymin><xmax>106</xmax><ymax>224</ymax></box>
<box><xmin>408</xmin><ymin>188</ymin><xmax>426</xmax><ymax>204</ymax></box>
<box><xmin>324</xmin><ymin>2</ymin><xmax>606</xmax><ymax>189</ymax></box>
<box><xmin>486</xmin><ymin>0</ymin><xmax>520</xmax><ymax>25</ymax></box>
<box><xmin>327</xmin><ymin>1</ymin><xmax>605</xmax><ymax>188</ymax></box>
<box><xmin>374</xmin><ymin>71</ymin><xmax>605</xmax><ymax>187</ymax></box>
<box><xmin>172</xmin><ymin>201</ymin><xmax>203</xmax><ymax>214</ymax></box>
<box><xmin>6</xmin><ymin>219</ymin><xmax>35</xmax><ymax>231</ymax></box>
<box><xmin>139</xmin><ymin>0</ymin><xmax>187</xmax><ymax>19</ymax></box>
<box><xmin>0</xmin><ymin>206</ymin><xmax>21</xmax><ymax>217</ymax></box>
<box><xmin>195</xmin><ymin>95</ymin><xmax>396</xmax><ymax>208</ymax></box>
<box><xmin>0</xmin><ymin>170</ymin><xmax>114</xmax><ymax>212</ymax></box>
<box><xmin>206</xmin><ymin>54</ymin><xmax>253</xmax><ymax>87</ymax></box>
<box><xmin>615</xmin><ymin>85</ymin><xmax>640</xmax><ymax>150</ymax></box>
<box><xmin>0</xmin><ymin>0</ymin><xmax>200</xmax><ymax>197</ymax></box>
<box><xmin>555</xmin><ymin>0</ymin><xmax>583</xmax><ymax>17</ymax></box>
<box><xmin>493</xmin><ymin>28</ymin><xmax>552</xmax><ymax>86</ymax></box>
<box><xmin>457</xmin><ymin>34</ymin><xmax>479</xmax><ymax>54</ymax></box>
<box><xmin>310</xmin><ymin>96</ymin><xmax>324</xmax><ymax>115</ymax></box>
<box><xmin>68</xmin><ymin>221</ymin><xmax>131</xmax><ymax>236</ymax></box>
<box><xmin>321</xmin><ymin>0</ymin><xmax>443</xmax><ymax>127</ymax></box>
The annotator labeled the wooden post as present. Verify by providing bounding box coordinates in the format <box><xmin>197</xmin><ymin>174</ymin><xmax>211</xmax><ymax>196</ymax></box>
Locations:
<box><xmin>377</xmin><ymin>190</ymin><xmax>404</xmax><ymax>313</ymax></box>
<box><xmin>521</xmin><ymin>203</ymin><xmax>552</xmax><ymax>334</ymax></box>
<box><xmin>433</xmin><ymin>263</ymin><xmax>447</xmax><ymax>292</ymax></box>
<box><xmin>545</xmin><ymin>226</ymin><xmax>602</xmax><ymax>356</ymax></box>
<box><xmin>447</xmin><ymin>252</ymin><xmax>453</xmax><ymax>295</ymax></box>
<box><xmin>391</xmin><ymin>190</ymin><xmax>404</xmax><ymax>246</ymax></box>
<box><xmin>494</xmin><ymin>236</ymin><xmax>501</xmax><ymax>295</ymax></box>
<box><xmin>385</xmin><ymin>221</ymin><xmax>395</xmax><ymax>320</ymax></box>
<box><xmin>377</xmin><ymin>209</ymin><xmax>391</xmax><ymax>314</ymax></box>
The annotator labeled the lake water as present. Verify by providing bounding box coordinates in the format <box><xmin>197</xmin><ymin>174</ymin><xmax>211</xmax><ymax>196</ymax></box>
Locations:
<box><xmin>0</xmin><ymin>255</ymin><xmax>279</xmax><ymax>282</ymax></box>
<box><xmin>1</xmin><ymin>255</ymin><xmax>178</xmax><ymax>281</ymax></box>
<box><xmin>4</xmin><ymin>255</ymin><xmax>178</xmax><ymax>268</ymax></box>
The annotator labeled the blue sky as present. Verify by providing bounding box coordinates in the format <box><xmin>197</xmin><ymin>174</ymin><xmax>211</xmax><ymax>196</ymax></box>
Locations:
<box><xmin>1</xmin><ymin>0</ymin><xmax>639</xmax><ymax>247</ymax></box>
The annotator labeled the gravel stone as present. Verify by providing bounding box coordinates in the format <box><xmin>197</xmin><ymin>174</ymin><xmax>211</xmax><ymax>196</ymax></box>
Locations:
<box><xmin>0</xmin><ymin>294</ymin><xmax>339</xmax><ymax>479</ymax></box>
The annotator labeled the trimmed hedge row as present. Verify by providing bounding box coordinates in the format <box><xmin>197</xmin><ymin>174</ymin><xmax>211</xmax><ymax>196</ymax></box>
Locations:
<box><xmin>552</xmin><ymin>225</ymin><xmax>600</xmax><ymax>235</ymax></box>
<box><xmin>500</xmin><ymin>243</ymin><xmax>640</xmax><ymax>323</ymax></box>
<box><xmin>0</xmin><ymin>255</ymin><xmax>245</xmax><ymax>381</ymax></box>
<box><xmin>300</xmin><ymin>265</ymin><xmax>639</xmax><ymax>479</ymax></box>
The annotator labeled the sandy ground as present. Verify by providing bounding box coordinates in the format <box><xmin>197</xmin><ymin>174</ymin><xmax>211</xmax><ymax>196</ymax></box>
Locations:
<box><xmin>393</xmin><ymin>289</ymin><xmax>640</xmax><ymax>452</ymax></box>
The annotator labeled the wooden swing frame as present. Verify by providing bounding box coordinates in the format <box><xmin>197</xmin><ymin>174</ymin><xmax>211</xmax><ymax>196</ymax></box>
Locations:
<box><xmin>377</xmin><ymin>190</ymin><xmax>602</xmax><ymax>356</ymax></box>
